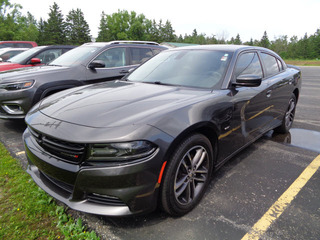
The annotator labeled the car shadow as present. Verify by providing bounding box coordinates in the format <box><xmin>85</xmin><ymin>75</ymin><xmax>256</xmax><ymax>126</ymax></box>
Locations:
<box><xmin>3</xmin><ymin>119</ymin><xmax>27</xmax><ymax>133</ymax></box>
<box><xmin>97</xmin><ymin>139</ymin><xmax>263</xmax><ymax>230</ymax></box>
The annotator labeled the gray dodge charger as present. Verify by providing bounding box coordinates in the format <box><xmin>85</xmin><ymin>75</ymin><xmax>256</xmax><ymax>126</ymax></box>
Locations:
<box><xmin>23</xmin><ymin>45</ymin><xmax>301</xmax><ymax>216</ymax></box>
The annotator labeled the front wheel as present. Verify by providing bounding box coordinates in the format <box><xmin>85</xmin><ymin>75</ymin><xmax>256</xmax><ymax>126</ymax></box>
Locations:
<box><xmin>275</xmin><ymin>93</ymin><xmax>297</xmax><ymax>133</ymax></box>
<box><xmin>160</xmin><ymin>134</ymin><xmax>214</xmax><ymax>216</ymax></box>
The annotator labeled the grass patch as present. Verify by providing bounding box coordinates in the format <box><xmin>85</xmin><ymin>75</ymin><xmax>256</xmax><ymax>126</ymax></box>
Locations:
<box><xmin>0</xmin><ymin>143</ymin><xmax>99</xmax><ymax>239</ymax></box>
<box><xmin>285</xmin><ymin>59</ymin><xmax>320</xmax><ymax>66</ymax></box>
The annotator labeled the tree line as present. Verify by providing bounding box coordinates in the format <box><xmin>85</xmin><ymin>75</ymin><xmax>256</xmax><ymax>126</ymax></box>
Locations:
<box><xmin>1</xmin><ymin>0</ymin><xmax>320</xmax><ymax>59</ymax></box>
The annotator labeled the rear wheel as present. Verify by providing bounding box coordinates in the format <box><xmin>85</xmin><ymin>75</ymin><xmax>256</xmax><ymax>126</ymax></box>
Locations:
<box><xmin>275</xmin><ymin>93</ymin><xmax>296</xmax><ymax>133</ymax></box>
<box><xmin>160</xmin><ymin>134</ymin><xmax>213</xmax><ymax>216</ymax></box>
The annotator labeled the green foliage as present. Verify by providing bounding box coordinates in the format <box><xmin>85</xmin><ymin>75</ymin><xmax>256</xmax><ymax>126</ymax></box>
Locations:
<box><xmin>0</xmin><ymin>0</ymin><xmax>22</xmax><ymax>40</ymax></box>
<box><xmin>0</xmin><ymin>143</ymin><xmax>99</xmax><ymax>239</ymax></box>
<box><xmin>97</xmin><ymin>9</ymin><xmax>175</xmax><ymax>43</ymax></box>
<box><xmin>41</xmin><ymin>2</ymin><xmax>66</xmax><ymax>45</ymax></box>
<box><xmin>228</xmin><ymin>33</ymin><xmax>242</xmax><ymax>45</ymax></box>
<box><xmin>259</xmin><ymin>31</ymin><xmax>270</xmax><ymax>48</ymax></box>
<box><xmin>2</xmin><ymin>0</ymin><xmax>320</xmax><ymax>60</ymax></box>
<box><xmin>14</xmin><ymin>12</ymin><xmax>38</xmax><ymax>41</ymax></box>
<box><xmin>66</xmin><ymin>8</ymin><xmax>91</xmax><ymax>45</ymax></box>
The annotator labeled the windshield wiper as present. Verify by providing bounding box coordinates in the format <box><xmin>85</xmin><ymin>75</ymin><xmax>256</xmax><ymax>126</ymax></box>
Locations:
<box><xmin>152</xmin><ymin>81</ymin><xmax>181</xmax><ymax>87</ymax></box>
<box><xmin>47</xmin><ymin>64</ymin><xmax>62</xmax><ymax>67</ymax></box>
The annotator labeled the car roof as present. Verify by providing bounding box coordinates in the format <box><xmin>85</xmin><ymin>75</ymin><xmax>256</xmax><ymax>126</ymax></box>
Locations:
<box><xmin>170</xmin><ymin>44</ymin><xmax>277</xmax><ymax>54</ymax></box>
<box><xmin>81</xmin><ymin>41</ymin><xmax>165</xmax><ymax>48</ymax></box>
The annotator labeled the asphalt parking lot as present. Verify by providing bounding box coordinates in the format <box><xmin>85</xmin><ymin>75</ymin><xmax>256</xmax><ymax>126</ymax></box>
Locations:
<box><xmin>0</xmin><ymin>66</ymin><xmax>319</xmax><ymax>240</ymax></box>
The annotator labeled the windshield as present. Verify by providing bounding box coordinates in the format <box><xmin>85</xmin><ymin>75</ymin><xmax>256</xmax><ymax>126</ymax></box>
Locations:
<box><xmin>7</xmin><ymin>46</ymin><xmax>45</xmax><ymax>63</ymax></box>
<box><xmin>127</xmin><ymin>50</ymin><xmax>232</xmax><ymax>89</ymax></box>
<box><xmin>49</xmin><ymin>46</ymin><xmax>100</xmax><ymax>67</ymax></box>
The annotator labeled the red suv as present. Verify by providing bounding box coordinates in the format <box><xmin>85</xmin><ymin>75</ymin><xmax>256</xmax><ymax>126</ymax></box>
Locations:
<box><xmin>0</xmin><ymin>41</ymin><xmax>37</xmax><ymax>49</ymax></box>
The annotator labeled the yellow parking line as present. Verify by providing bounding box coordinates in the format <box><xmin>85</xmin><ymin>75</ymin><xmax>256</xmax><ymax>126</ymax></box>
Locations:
<box><xmin>241</xmin><ymin>154</ymin><xmax>320</xmax><ymax>240</ymax></box>
<box><xmin>16</xmin><ymin>151</ymin><xmax>25</xmax><ymax>156</ymax></box>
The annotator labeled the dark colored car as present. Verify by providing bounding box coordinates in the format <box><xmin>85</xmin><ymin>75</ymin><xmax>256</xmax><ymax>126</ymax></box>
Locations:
<box><xmin>23</xmin><ymin>45</ymin><xmax>301</xmax><ymax>216</ymax></box>
<box><xmin>0</xmin><ymin>45</ymin><xmax>74</xmax><ymax>72</ymax></box>
<box><xmin>0</xmin><ymin>48</ymin><xmax>28</xmax><ymax>62</ymax></box>
<box><xmin>0</xmin><ymin>41</ymin><xmax>37</xmax><ymax>49</ymax></box>
<box><xmin>0</xmin><ymin>41</ymin><xmax>166</xmax><ymax>119</ymax></box>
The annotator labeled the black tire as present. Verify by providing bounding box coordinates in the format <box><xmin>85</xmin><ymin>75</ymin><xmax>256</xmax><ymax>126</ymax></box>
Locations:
<box><xmin>275</xmin><ymin>93</ymin><xmax>297</xmax><ymax>133</ymax></box>
<box><xmin>160</xmin><ymin>134</ymin><xmax>214</xmax><ymax>216</ymax></box>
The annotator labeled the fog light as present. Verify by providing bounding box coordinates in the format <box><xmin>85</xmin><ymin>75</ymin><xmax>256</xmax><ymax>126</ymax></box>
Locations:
<box><xmin>1</xmin><ymin>104</ymin><xmax>24</xmax><ymax>115</ymax></box>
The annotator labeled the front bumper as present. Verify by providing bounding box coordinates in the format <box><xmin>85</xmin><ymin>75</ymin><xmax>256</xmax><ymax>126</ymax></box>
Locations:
<box><xmin>23</xmin><ymin>129</ymin><xmax>164</xmax><ymax>216</ymax></box>
<box><xmin>0</xmin><ymin>88</ymin><xmax>34</xmax><ymax>119</ymax></box>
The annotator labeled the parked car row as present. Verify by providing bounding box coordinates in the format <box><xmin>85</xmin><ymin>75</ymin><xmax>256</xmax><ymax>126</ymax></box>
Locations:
<box><xmin>0</xmin><ymin>41</ymin><xmax>166</xmax><ymax>119</ymax></box>
<box><xmin>1</xmin><ymin>41</ymin><xmax>301</xmax><ymax>217</ymax></box>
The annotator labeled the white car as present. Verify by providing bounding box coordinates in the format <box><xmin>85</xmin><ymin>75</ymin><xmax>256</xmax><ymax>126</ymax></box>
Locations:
<box><xmin>0</xmin><ymin>47</ymin><xmax>28</xmax><ymax>62</ymax></box>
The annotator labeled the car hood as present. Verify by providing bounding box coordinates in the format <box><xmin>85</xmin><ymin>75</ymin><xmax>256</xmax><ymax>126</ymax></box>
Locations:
<box><xmin>0</xmin><ymin>65</ymin><xmax>71</xmax><ymax>81</ymax></box>
<box><xmin>0</xmin><ymin>62</ymin><xmax>25</xmax><ymax>72</ymax></box>
<box><xmin>37</xmin><ymin>81</ymin><xmax>211</xmax><ymax>128</ymax></box>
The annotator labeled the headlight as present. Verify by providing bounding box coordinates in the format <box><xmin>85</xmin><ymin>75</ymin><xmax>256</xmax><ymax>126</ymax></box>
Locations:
<box><xmin>87</xmin><ymin>141</ymin><xmax>157</xmax><ymax>161</ymax></box>
<box><xmin>0</xmin><ymin>80</ymin><xmax>35</xmax><ymax>91</ymax></box>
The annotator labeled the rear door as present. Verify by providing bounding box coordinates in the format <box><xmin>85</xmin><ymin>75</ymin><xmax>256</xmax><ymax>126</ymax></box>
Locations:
<box><xmin>258</xmin><ymin>52</ymin><xmax>292</xmax><ymax>128</ymax></box>
<box><xmin>232</xmin><ymin>51</ymin><xmax>274</xmax><ymax>142</ymax></box>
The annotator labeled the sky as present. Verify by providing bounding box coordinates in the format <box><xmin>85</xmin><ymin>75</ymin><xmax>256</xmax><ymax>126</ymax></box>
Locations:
<box><xmin>12</xmin><ymin>0</ymin><xmax>320</xmax><ymax>42</ymax></box>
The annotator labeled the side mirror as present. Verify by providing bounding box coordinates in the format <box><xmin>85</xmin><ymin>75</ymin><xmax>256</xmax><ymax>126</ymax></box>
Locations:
<box><xmin>30</xmin><ymin>58</ymin><xmax>41</xmax><ymax>64</ymax></box>
<box><xmin>0</xmin><ymin>58</ymin><xmax>2</xmax><ymax>62</ymax></box>
<box><xmin>88</xmin><ymin>60</ymin><xmax>105</xmax><ymax>69</ymax></box>
<box><xmin>234</xmin><ymin>75</ymin><xmax>262</xmax><ymax>87</ymax></box>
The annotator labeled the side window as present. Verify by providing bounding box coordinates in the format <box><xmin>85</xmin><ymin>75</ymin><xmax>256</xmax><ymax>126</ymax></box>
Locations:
<box><xmin>234</xmin><ymin>52</ymin><xmax>263</xmax><ymax>79</ymax></box>
<box><xmin>0</xmin><ymin>43</ymin><xmax>12</xmax><ymax>48</ymax></box>
<box><xmin>152</xmin><ymin>49</ymin><xmax>162</xmax><ymax>55</ymax></box>
<box><xmin>34</xmin><ymin>49</ymin><xmax>63</xmax><ymax>64</ymax></box>
<box><xmin>260</xmin><ymin>53</ymin><xmax>279</xmax><ymax>77</ymax></box>
<box><xmin>94</xmin><ymin>48</ymin><xmax>126</xmax><ymax>68</ymax></box>
<box><xmin>130</xmin><ymin>48</ymin><xmax>154</xmax><ymax>65</ymax></box>
<box><xmin>277</xmin><ymin>58</ymin><xmax>283</xmax><ymax>71</ymax></box>
<box><xmin>16</xmin><ymin>43</ymin><xmax>32</xmax><ymax>48</ymax></box>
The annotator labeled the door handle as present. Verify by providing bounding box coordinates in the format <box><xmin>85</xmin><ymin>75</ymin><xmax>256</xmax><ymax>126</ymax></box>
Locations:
<box><xmin>266</xmin><ymin>90</ymin><xmax>272</xmax><ymax>98</ymax></box>
<box><xmin>288</xmin><ymin>78</ymin><xmax>294</xmax><ymax>85</ymax></box>
<box><xmin>119</xmin><ymin>70</ymin><xmax>129</xmax><ymax>74</ymax></box>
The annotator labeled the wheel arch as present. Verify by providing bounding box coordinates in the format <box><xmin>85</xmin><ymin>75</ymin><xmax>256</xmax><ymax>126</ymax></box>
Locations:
<box><xmin>32</xmin><ymin>81</ymin><xmax>83</xmax><ymax>106</ymax></box>
<box><xmin>163</xmin><ymin>122</ymin><xmax>220</xmax><ymax>168</ymax></box>
<box><xmin>293</xmin><ymin>88</ymin><xmax>299</xmax><ymax>102</ymax></box>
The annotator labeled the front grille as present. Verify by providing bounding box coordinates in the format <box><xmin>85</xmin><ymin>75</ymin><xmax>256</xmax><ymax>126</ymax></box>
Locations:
<box><xmin>0</xmin><ymin>106</ymin><xmax>7</xmax><ymax>114</ymax></box>
<box><xmin>87</xmin><ymin>193</ymin><xmax>126</xmax><ymax>206</ymax></box>
<box><xmin>41</xmin><ymin>171</ymin><xmax>74</xmax><ymax>194</ymax></box>
<box><xmin>29</xmin><ymin>127</ymin><xmax>86</xmax><ymax>164</ymax></box>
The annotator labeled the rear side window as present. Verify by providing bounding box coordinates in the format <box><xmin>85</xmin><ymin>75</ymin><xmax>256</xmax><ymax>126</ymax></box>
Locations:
<box><xmin>260</xmin><ymin>53</ymin><xmax>279</xmax><ymax>77</ymax></box>
<box><xmin>130</xmin><ymin>48</ymin><xmax>154</xmax><ymax>65</ymax></box>
<box><xmin>234</xmin><ymin>52</ymin><xmax>263</xmax><ymax>79</ymax></box>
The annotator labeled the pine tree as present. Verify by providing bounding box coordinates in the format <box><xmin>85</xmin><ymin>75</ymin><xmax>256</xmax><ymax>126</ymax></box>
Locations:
<box><xmin>66</xmin><ymin>8</ymin><xmax>91</xmax><ymax>45</ymax></box>
<box><xmin>259</xmin><ymin>31</ymin><xmax>270</xmax><ymax>48</ymax></box>
<box><xmin>234</xmin><ymin>34</ymin><xmax>242</xmax><ymax>45</ymax></box>
<box><xmin>42</xmin><ymin>2</ymin><xmax>66</xmax><ymax>45</ymax></box>
<box><xmin>96</xmin><ymin>11</ymin><xmax>108</xmax><ymax>42</ymax></box>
